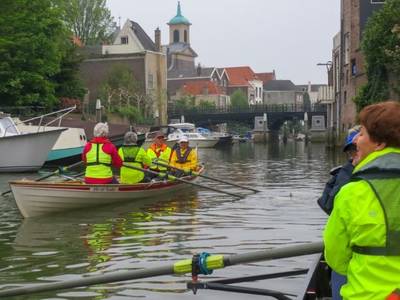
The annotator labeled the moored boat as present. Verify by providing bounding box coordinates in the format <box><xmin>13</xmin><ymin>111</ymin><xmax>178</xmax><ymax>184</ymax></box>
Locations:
<box><xmin>9</xmin><ymin>169</ymin><xmax>202</xmax><ymax>218</ymax></box>
<box><xmin>0</xmin><ymin>113</ymin><xmax>66</xmax><ymax>172</ymax></box>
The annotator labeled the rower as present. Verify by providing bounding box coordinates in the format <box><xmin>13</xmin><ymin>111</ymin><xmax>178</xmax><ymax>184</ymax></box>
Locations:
<box><xmin>82</xmin><ymin>122</ymin><xmax>122</xmax><ymax>184</ymax></box>
<box><xmin>118</xmin><ymin>132</ymin><xmax>151</xmax><ymax>184</ymax></box>
<box><xmin>147</xmin><ymin>132</ymin><xmax>172</xmax><ymax>176</ymax></box>
<box><xmin>170</xmin><ymin>136</ymin><xmax>198</xmax><ymax>176</ymax></box>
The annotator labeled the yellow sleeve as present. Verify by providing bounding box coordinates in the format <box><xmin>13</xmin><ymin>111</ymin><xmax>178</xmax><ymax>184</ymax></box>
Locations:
<box><xmin>188</xmin><ymin>149</ymin><xmax>198</xmax><ymax>170</ymax></box>
<box><xmin>137</xmin><ymin>148</ymin><xmax>152</xmax><ymax>166</ymax></box>
<box><xmin>118</xmin><ymin>148</ymin><xmax>125</xmax><ymax>161</ymax></box>
<box><xmin>323</xmin><ymin>187</ymin><xmax>352</xmax><ymax>275</ymax></box>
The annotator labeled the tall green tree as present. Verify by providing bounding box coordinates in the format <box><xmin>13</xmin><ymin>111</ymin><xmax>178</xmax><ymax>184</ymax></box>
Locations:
<box><xmin>230</xmin><ymin>89</ymin><xmax>249</xmax><ymax>109</ymax></box>
<box><xmin>56</xmin><ymin>0</ymin><xmax>114</xmax><ymax>45</ymax></box>
<box><xmin>51</xmin><ymin>41</ymin><xmax>86</xmax><ymax>100</ymax></box>
<box><xmin>354</xmin><ymin>0</ymin><xmax>400</xmax><ymax>110</ymax></box>
<box><xmin>0</xmin><ymin>0</ymin><xmax>66</xmax><ymax>108</ymax></box>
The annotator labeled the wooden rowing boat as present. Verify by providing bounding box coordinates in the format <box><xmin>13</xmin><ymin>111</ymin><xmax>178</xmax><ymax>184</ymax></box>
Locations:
<box><xmin>9</xmin><ymin>169</ymin><xmax>202</xmax><ymax>218</ymax></box>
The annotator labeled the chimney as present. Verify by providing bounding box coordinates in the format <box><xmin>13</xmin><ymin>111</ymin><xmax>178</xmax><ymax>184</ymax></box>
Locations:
<box><xmin>155</xmin><ymin>27</ymin><xmax>161</xmax><ymax>52</ymax></box>
<box><xmin>197</xmin><ymin>63</ymin><xmax>202</xmax><ymax>76</ymax></box>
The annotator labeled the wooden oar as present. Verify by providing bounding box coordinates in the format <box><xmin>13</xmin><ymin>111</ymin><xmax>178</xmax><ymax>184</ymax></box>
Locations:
<box><xmin>122</xmin><ymin>164</ymin><xmax>243</xmax><ymax>198</ymax></box>
<box><xmin>153</xmin><ymin>160</ymin><xmax>261</xmax><ymax>193</ymax></box>
<box><xmin>1</xmin><ymin>161</ymin><xmax>84</xmax><ymax>197</ymax></box>
<box><xmin>0</xmin><ymin>241</ymin><xmax>323</xmax><ymax>298</ymax></box>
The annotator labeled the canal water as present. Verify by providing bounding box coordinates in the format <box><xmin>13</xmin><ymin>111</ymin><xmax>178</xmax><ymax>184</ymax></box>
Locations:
<box><xmin>0</xmin><ymin>142</ymin><xmax>345</xmax><ymax>300</ymax></box>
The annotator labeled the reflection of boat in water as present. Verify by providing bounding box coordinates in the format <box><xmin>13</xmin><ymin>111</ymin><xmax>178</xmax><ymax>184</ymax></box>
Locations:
<box><xmin>0</xmin><ymin>112</ymin><xmax>66</xmax><ymax>172</ymax></box>
<box><xmin>10</xmin><ymin>168</ymin><xmax>203</xmax><ymax>218</ymax></box>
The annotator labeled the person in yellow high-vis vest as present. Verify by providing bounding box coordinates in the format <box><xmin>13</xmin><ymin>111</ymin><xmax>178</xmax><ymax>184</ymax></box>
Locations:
<box><xmin>118</xmin><ymin>132</ymin><xmax>151</xmax><ymax>184</ymax></box>
<box><xmin>82</xmin><ymin>123</ymin><xmax>122</xmax><ymax>184</ymax></box>
<box><xmin>147</xmin><ymin>132</ymin><xmax>172</xmax><ymax>174</ymax></box>
<box><xmin>170</xmin><ymin>136</ymin><xmax>198</xmax><ymax>175</ymax></box>
<box><xmin>324</xmin><ymin>101</ymin><xmax>400</xmax><ymax>300</ymax></box>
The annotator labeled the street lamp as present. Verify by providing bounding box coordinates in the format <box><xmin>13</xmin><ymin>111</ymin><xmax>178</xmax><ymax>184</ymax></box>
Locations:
<box><xmin>317</xmin><ymin>61</ymin><xmax>333</xmax><ymax>85</ymax></box>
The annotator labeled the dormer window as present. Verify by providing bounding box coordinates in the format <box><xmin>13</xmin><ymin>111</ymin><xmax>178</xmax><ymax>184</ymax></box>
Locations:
<box><xmin>121</xmin><ymin>36</ymin><xmax>129</xmax><ymax>44</ymax></box>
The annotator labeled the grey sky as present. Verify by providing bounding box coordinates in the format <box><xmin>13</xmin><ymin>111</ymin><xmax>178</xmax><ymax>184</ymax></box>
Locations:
<box><xmin>106</xmin><ymin>0</ymin><xmax>340</xmax><ymax>85</ymax></box>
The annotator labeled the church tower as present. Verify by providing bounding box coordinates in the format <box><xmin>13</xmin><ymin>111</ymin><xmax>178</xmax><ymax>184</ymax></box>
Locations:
<box><xmin>168</xmin><ymin>2</ymin><xmax>191</xmax><ymax>45</ymax></box>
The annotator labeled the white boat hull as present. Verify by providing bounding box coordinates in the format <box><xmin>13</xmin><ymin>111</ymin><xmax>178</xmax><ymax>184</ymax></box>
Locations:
<box><xmin>188</xmin><ymin>138</ymin><xmax>218</xmax><ymax>148</ymax></box>
<box><xmin>10</xmin><ymin>175</ymin><xmax>199</xmax><ymax>218</ymax></box>
<box><xmin>0</xmin><ymin>129</ymin><xmax>66</xmax><ymax>172</ymax></box>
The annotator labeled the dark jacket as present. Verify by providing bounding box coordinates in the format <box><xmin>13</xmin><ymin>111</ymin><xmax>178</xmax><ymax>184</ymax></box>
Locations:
<box><xmin>317</xmin><ymin>160</ymin><xmax>354</xmax><ymax>215</ymax></box>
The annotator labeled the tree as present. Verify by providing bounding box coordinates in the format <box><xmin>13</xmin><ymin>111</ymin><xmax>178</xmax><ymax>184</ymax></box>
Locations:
<box><xmin>51</xmin><ymin>41</ymin><xmax>86</xmax><ymax>100</ymax></box>
<box><xmin>55</xmin><ymin>0</ymin><xmax>114</xmax><ymax>45</ymax></box>
<box><xmin>0</xmin><ymin>0</ymin><xmax>66</xmax><ymax>108</ymax></box>
<box><xmin>198</xmin><ymin>100</ymin><xmax>216</xmax><ymax>111</ymax></box>
<box><xmin>303</xmin><ymin>92</ymin><xmax>312</xmax><ymax>111</ymax></box>
<box><xmin>99</xmin><ymin>64</ymin><xmax>152</xmax><ymax>123</ymax></box>
<box><xmin>354</xmin><ymin>0</ymin><xmax>400</xmax><ymax>110</ymax></box>
<box><xmin>230</xmin><ymin>89</ymin><xmax>248</xmax><ymax>109</ymax></box>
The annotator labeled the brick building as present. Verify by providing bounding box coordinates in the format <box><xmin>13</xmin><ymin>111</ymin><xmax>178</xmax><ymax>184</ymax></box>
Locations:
<box><xmin>338</xmin><ymin>0</ymin><xmax>385</xmax><ymax>133</ymax></box>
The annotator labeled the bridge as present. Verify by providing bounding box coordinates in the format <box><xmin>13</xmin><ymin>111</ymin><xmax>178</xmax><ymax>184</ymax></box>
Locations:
<box><xmin>168</xmin><ymin>104</ymin><xmax>327</xmax><ymax>130</ymax></box>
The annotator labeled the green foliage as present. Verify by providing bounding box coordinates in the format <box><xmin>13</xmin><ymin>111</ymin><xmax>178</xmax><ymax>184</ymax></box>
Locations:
<box><xmin>230</xmin><ymin>89</ymin><xmax>248</xmax><ymax>109</ymax></box>
<box><xmin>354</xmin><ymin>0</ymin><xmax>400</xmax><ymax>110</ymax></box>
<box><xmin>114</xmin><ymin>106</ymin><xmax>143</xmax><ymax>124</ymax></box>
<box><xmin>197</xmin><ymin>99</ymin><xmax>216</xmax><ymax>111</ymax></box>
<box><xmin>52</xmin><ymin>42</ymin><xmax>86</xmax><ymax>99</ymax></box>
<box><xmin>0</xmin><ymin>0</ymin><xmax>66</xmax><ymax>108</ymax></box>
<box><xmin>174</xmin><ymin>95</ymin><xmax>196</xmax><ymax>111</ymax></box>
<box><xmin>55</xmin><ymin>0</ymin><xmax>114</xmax><ymax>45</ymax></box>
<box><xmin>303</xmin><ymin>92</ymin><xmax>311</xmax><ymax>111</ymax></box>
<box><xmin>99</xmin><ymin>64</ymin><xmax>152</xmax><ymax>123</ymax></box>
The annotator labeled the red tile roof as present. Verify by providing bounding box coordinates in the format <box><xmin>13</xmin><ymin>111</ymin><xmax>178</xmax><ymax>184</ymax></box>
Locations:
<box><xmin>255</xmin><ymin>72</ymin><xmax>276</xmax><ymax>85</ymax></box>
<box><xmin>182</xmin><ymin>80</ymin><xmax>224</xmax><ymax>95</ymax></box>
<box><xmin>225</xmin><ymin>66</ymin><xmax>259</xmax><ymax>87</ymax></box>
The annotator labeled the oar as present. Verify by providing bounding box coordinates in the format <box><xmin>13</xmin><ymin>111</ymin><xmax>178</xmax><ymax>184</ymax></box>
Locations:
<box><xmin>0</xmin><ymin>241</ymin><xmax>323</xmax><ymax>298</ymax></box>
<box><xmin>123</xmin><ymin>164</ymin><xmax>243</xmax><ymax>198</ymax></box>
<box><xmin>1</xmin><ymin>160</ymin><xmax>84</xmax><ymax>197</ymax></box>
<box><xmin>153</xmin><ymin>160</ymin><xmax>261</xmax><ymax>193</ymax></box>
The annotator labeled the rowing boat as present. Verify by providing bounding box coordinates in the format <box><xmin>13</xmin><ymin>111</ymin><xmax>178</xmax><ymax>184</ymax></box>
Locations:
<box><xmin>9</xmin><ymin>169</ymin><xmax>202</xmax><ymax>218</ymax></box>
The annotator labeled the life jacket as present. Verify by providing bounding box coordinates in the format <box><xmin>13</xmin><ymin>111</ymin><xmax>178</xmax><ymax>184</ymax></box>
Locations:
<box><xmin>351</xmin><ymin>152</ymin><xmax>400</xmax><ymax>256</ymax></box>
<box><xmin>175</xmin><ymin>146</ymin><xmax>192</xmax><ymax>163</ymax></box>
<box><xmin>119</xmin><ymin>146</ymin><xmax>144</xmax><ymax>184</ymax></box>
<box><xmin>85</xmin><ymin>143</ymin><xmax>112</xmax><ymax>179</ymax></box>
<box><xmin>147</xmin><ymin>143</ymin><xmax>171</xmax><ymax>171</ymax></box>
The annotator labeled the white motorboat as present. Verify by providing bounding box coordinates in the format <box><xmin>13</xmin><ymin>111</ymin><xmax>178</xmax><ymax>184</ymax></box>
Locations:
<box><xmin>167</xmin><ymin>123</ymin><xmax>218</xmax><ymax>148</ymax></box>
<box><xmin>15</xmin><ymin>106</ymin><xmax>87</xmax><ymax>164</ymax></box>
<box><xmin>0</xmin><ymin>112</ymin><xmax>66</xmax><ymax>172</ymax></box>
<box><xmin>142</xmin><ymin>123</ymin><xmax>218</xmax><ymax>149</ymax></box>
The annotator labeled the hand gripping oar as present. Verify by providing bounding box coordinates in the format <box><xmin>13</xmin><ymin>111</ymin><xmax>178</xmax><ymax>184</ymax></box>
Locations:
<box><xmin>0</xmin><ymin>241</ymin><xmax>323</xmax><ymax>298</ymax></box>
<box><xmin>122</xmin><ymin>164</ymin><xmax>243</xmax><ymax>198</ymax></box>
<box><xmin>1</xmin><ymin>160</ymin><xmax>84</xmax><ymax>197</ymax></box>
<box><xmin>153</xmin><ymin>160</ymin><xmax>261</xmax><ymax>193</ymax></box>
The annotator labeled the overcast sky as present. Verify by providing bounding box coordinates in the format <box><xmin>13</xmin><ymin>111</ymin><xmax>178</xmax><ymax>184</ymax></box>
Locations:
<box><xmin>106</xmin><ymin>0</ymin><xmax>340</xmax><ymax>85</ymax></box>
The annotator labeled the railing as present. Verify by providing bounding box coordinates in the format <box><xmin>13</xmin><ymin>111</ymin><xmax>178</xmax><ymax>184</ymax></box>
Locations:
<box><xmin>168</xmin><ymin>104</ymin><xmax>327</xmax><ymax>115</ymax></box>
<box><xmin>2</xmin><ymin>106</ymin><xmax>76</xmax><ymax>137</ymax></box>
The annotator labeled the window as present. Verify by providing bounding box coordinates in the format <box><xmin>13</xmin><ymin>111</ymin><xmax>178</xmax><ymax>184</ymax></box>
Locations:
<box><xmin>351</xmin><ymin>59</ymin><xmax>357</xmax><ymax>76</ymax></box>
<box><xmin>371</xmin><ymin>0</ymin><xmax>385</xmax><ymax>3</ymax></box>
<box><xmin>148</xmin><ymin>74</ymin><xmax>154</xmax><ymax>89</ymax></box>
<box><xmin>184</xmin><ymin>30</ymin><xmax>188</xmax><ymax>43</ymax></box>
<box><xmin>173</xmin><ymin>30</ymin><xmax>180</xmax><ymax>43</ymax></box>
<box><xmin>121</xmin><ymin>36</ymin><xmax>128</xmax><ymax>44</ymax></box>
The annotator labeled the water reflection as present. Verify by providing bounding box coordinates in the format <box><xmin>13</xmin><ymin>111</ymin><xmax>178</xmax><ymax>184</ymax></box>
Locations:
<box><xmin>0</xmin><ymin>142</ymin><xmax>348</xmax><ymax>299</ymax></box>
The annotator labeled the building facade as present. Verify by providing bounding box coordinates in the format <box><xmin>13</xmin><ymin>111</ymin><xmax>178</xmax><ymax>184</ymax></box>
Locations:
<box><xmin>338</xmin><ymin>0</ymin><xmax>385</xmax><ymax>134</ymax></box>
<box><xmin>80</xmin><ymin>20</ymin><xmax>168</xmax><ymax>124</ymax></box>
